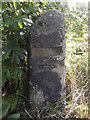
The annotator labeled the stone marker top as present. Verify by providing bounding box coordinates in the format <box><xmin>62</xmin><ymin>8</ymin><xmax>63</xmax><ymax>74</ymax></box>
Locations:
<box><xmin>30</xmin><ymin>10</ymin><xmax>65</xmax><ymax>48</ymax></box>
<box><xmin>30</xmin><ymin>10</ymin><xmax>65</xmax><ymax>35</ymax></box>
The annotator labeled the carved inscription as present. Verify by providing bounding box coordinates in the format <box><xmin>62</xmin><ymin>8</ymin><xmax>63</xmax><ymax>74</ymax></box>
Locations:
<box><xmin>31</xmin><ymin>47</ymin><xmax>63</xmax><ymax>57</ymax></box>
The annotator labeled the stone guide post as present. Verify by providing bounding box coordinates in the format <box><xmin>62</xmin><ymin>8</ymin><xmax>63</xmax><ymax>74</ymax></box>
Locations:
<box><xmin>29</xmin><ymin>10</ymin><xmax>66</xmax><ymax>107</ymax></box>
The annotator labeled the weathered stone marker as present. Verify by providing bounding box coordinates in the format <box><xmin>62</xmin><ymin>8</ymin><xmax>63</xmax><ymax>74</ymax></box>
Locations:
<box><xmin>29</xmin><ymin>10</ymin><xmax>65</xmax><ymax>107</ymax></box>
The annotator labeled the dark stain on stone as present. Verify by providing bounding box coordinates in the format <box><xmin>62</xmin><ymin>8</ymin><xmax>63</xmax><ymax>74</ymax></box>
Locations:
<box><xmin>30</xmin><ymin>71</ymin><xmax>62</xmax><ymax>102</ymax></box>
<box><xmin>37</xmin><ymin>20</ymin><xmax>43</xmax><ymax>26</ymax></box>
<box><xmin>30</xmin><ymin>56</ymin><xmax>64</xmax><ymax>72</ymax></box>
<box><xmin>31</xmin><ymin>31</ymin><xmax>64</xmax><ymax>47</ymax></box>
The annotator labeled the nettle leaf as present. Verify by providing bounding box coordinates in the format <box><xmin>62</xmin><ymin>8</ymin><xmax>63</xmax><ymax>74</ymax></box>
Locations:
<box><xmin>2</xmin><ymin>53</ymin><xmax>9</xmax><ymax>60</ymax></box>
<box><xmin>2</xmin><ymin>65</ymin><xmax>10</xmax><ymax>87</ymax></box>
<box><xmin>2</xmin><ymin>47</ymin><xmax>11</xmax><ymax>60</ymax></box>
<box><xmin>14</xmin><ymin>54</ymin><xmax>20</xmax><ymax>64</ymax></box>
<box><xmin>3</xmin><ymin>19</ymin><xmax>13</xmax><ymax>27</ymax></box>
<box><xmin>6</xmin><ymin>70</ymin><xmax>11</xmax><ymax>78</ymax></box>
<box><xmin>10</xmin><ymin>52</ymin><xmax>20</xmax><ymax>64</ymax></box>
<box><xmin>7</xmin><ymin>113</ymin><xmax>20</xmax><ymax>119</ymax></box>
<box><xmin>10</xmin><ymin>100</ymin><xmax>18</xmax><ymax>111</ymax></box>
<box><xmin>10</xmin><ymin>52</ymin><xmax>15</xmax><ymax>63</ymax></box>
<box><xmin>2</xmin><ymin>100</ymin><xmax>10</xmax><ymax>118</ymax></box>
<box><xmin>6</xmin><ymin>95</ymin><xmax>19</xmax><ymax>111</ymax></box>
<box><xmin>9</xmin><ymin>65</ymin><xmax>22</xmax><ymax>82</ymax></box>
<box><xmin>13</xmin><ymin>46</ymin><xmax>24</xmax><ymax>57</ymax></box>
<box><xmin>2</xmin><ymin>68</ymin><xmax>7</xmax><ymax>87</ymax></box>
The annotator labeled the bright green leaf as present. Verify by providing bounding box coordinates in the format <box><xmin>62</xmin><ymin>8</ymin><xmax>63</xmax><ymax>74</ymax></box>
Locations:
<box><xmin>13</xmin><ymin>2</ymin><xmax>17</xmax><ymax>9</ymax></box>
<box><xmin>18</xmin><ymin>21</ymin><xmax>23</xmax><ymax>29</ymax></box>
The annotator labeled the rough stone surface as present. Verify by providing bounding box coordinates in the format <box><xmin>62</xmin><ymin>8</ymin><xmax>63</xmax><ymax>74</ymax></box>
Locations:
<box><xmin>29</xmin><ymin>10</ymin><xmax>65</xmax><ymax>107</ymax></box>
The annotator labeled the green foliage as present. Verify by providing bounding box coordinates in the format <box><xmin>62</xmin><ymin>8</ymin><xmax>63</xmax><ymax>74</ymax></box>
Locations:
<box><xmin>65</xmin><ymin>5</ymin><xmax>88</xmax><ymax>118</ymax></box>
<box><xmin>2</xmin><ymin>95</ymin><xmax>19</xmax><ymax>119</ymax></box>
<box><xmin>2</xmin><ymin>2</ymin><xmax>49</xmax><ymax>119</ymax></box>
<box><xmin>2</xmin><ymin>1</ymin><xmax>59</xmax><ymax>89</ymax></box>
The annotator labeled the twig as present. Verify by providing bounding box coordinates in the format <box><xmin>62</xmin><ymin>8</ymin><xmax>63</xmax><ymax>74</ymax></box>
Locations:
<box><xmin>24</xmin><ymin>109</ymin><xmax>32</xmax><ymax>119</ymax></box>
<box><xmin>65</xmin><ymin>82</ymin><xmax>88</xmax><ymax>118</ymax></box>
